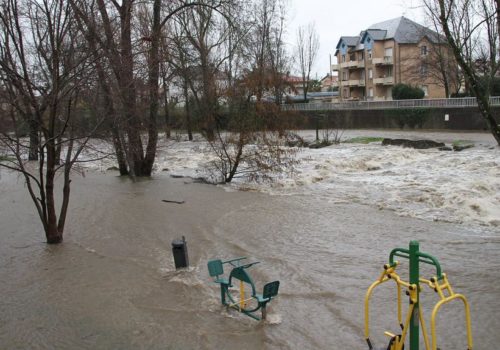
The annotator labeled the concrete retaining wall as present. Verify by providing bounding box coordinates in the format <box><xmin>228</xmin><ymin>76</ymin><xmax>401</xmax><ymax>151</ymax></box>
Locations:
<box><xmin>288</xmin><ymin>107</ymin><xmax>500</xmax><ymax>131</ymax></box>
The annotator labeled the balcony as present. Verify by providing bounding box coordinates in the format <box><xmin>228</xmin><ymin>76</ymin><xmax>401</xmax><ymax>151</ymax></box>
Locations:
<box><xmin>340</xmin><ymin>60</ymin><xmax>365</xmax><ymax>69</ymax></box>
<box><xmin>331</xmin><ymin>64</ymin><xmax>340</xmax><ymax>71</ymax></box>
<box><xmin>374</xmin><ymin>76</ymin><xmax>394</xmax><ymax>85</ymax></box>
<box><xmin>383</xmin><ymin>76</ymin><xmax>394</xmax><ymax>85</ymax></box>
<box><xmin>348</xmin><ymin>79</ymin><xmax>365</xmax><ymax>87</ymax></box>
<box><xmin>348</xmin><ymin>60</ymin><xmax>365</xmax><ymax>69</ymax></box>
<box><xmin>373</xmin><ymin>56</ymin><xmax>393</xmax><ymax>65</ymax></box>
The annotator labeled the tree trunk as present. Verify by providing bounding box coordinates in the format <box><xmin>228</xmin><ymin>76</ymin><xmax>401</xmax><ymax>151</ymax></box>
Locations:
<box><xmin>55</xmin><ymin>134</ymin><xmax>62</xmax><ymax>166</ymax></box>
<box><xmin>442</xmin><ymin>72</ymin><xmax>450</xmax><ymax>98</ymax></box>
<box><xmin>45</xmin><ymin>138</ymin><xmax>63</xmax><ymax>244</ymax></box>
<box><xmin>119</xmin><ymin>1</ymin><xmax>145</xmax><ymax>176</ymax></box>
<box><xmin>142</xmin><ymin>0</ymin><xmax>161</xmax><ymax>176</ymax></box>
<box><xmin>28</xmin><ymin>117</ymin><xmax>39</xmax><ymax>161</ymax></box>
<box><xmin>184</xmin><ymin>81</ymin><xmax>193</xmax><ymax>141</ymax></box>
<box><xmin>496</xmin><ymin>0</ymin><xmax>500</xmax><ymax>43</ymax></box>
<box><xmin>111</xmin><ymin>127</ymin><xmax>129</xmax><ymax>175</ymax></box>
<box><xmin>163</xmin><ymin>84</ymin><xmax>171</xmax><ymax>139</ymax></box>
<box><xmin>438</xmin><ymin>0</ymin><xmax>500</xmax><ymax>146</ymax></box>
<box><xmin>477</xmin><ymin>95</ymin><xmax>500</xmax><ymax>145</ymax></box>
<box><xmin>200</xmin><ymin>50</ymin><xmax>216</xmax><ymax>141</ymax></box>
<box><xmin>225</xmin><ymin>136</ymin><xmax>244</xmax><ymax>183</ymax></box>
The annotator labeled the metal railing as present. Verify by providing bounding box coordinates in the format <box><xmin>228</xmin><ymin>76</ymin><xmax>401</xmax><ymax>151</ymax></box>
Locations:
<box><xmin>281</xmin><ymin>96</ymin><xmax>500</xmax><ymax>111</ymax></box>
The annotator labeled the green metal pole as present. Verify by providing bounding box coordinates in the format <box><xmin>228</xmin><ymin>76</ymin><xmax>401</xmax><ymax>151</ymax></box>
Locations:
<box><xmin>409</xmin><ymin>241</ymin><xmax>420</xmax><ymax>350</ymax></box>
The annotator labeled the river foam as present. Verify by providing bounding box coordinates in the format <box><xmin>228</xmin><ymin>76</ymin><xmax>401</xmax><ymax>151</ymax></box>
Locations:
<box><xmin>80</xmin><ymin>133</ymin><xmax>500</xmax><ymax>232</ymax></box>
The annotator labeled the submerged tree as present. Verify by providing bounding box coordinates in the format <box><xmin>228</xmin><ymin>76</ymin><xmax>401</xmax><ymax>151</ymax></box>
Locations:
<box><xmin>0</xmin><ymin>0</ymin><xmax>102</xmax><ymax>243</ymax></box>
<box><xmin>202</xmin><ymin>0</ymin><xmax>297</xmax><ymax>183</ymax></box>
<box><xmin>70</xmin><ymin>0</ymin><xmax>230</xmax><ymax>176</ymax></box>
<box><xmin>205</xmin><ymin>101</ymin><xmax>297</xmax><ymax>183</ymax></box>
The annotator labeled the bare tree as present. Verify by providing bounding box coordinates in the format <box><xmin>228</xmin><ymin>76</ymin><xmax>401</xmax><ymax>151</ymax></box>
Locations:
<box><xmin>166</xmin><ymin>21</ymin><xmax>200</xmax><ymax>141</ymax></box>
<box><xmin>398</xmin><ymin>29</ymin><xmax>462</xmax><ymax>98</ymax></box>
<box><xmin>296</xmin><ymin>23</ymin><xmax>320</xmax><ymax>102</ymax></box>
<box><xmin>199</xmin><ymin>0</ymin><xmax>296</xmax><ymax>183</ymax></box>
<box><xmin>0</xmin><ymin>0</ymin><xmax>101</xmax><ymax>243</ymax></box>
<box><xmin>424</xmin><ymin>0</ymin><xmax>500</xmax><ymax>145</ymax></box>
<box><xmin>243</xmin><ymin>0</ymin><xmax>289</xmax><ymax>103</ymax></box>
<box><xmin>205</xmin><ymin>95</ymin><xmax>297</xmax><ymax>183</ymax></box>
<box><xmin>70</xmin><ymin>0</ymin><xmax>228</xmax><ymax>176</ymax></box>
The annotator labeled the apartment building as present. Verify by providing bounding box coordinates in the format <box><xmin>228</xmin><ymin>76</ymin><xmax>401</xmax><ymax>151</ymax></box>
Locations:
<box><xmin>333</xmin><ymin>17</ymin><xmax>457</xmax><ymax>101</ymax></box>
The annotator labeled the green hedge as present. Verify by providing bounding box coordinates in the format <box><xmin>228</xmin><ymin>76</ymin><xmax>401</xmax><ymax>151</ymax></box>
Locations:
<box><xmin>392</xmin><ymin>83</ymin><xmax>425</xmax><ymax>100</ymax></box>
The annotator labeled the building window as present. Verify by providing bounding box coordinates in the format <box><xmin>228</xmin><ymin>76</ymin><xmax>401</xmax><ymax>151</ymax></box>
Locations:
<box><xmin>385</xmin><ymin>47</ymin><xmax>393</xmax><ymax>57</ymax></box>
<box><xmin>420</xmin><ymin>63</ymin><xmax>428</xmax><ymax>76</ymax></box>
<box><xmin>350</xmin><ymin>53</ymin><xmax>356</xmax><ymax>61</ymax></box>
<box><xmin>368</xmin><ymin>68</ymin><xmax>373</xmax><ymax>79</ymax></box>
<box><xmin>359</xmin><ymin>52</ymin><xmax>364</xmax><ymax>60</ymax></box>
<box><xmin>421</xmin><ymin>85</ymin><xmax>428</xmax><ymax>96</ymax></box>
<box><xmin>421</xmin><ymin>45</ymin><xmax>428</xmax><ymax>56</ymax></box>
<box><xmin>342</xmin><ymin>71</ymin><xmax>348</xmax><ymax>81</ymax></box>
<box><xmin>343</xmin><ymin>88</ymin><xmax>349</xmax><ymax>98</ymax></box>
<box><xmin>387</xmin><ymin>66</ymin><xmax>393</xmax><ymax>77</ymax></box>
<box><xmin>368</xmin><ymin>87</ymin><xmax>373</xmax><ymax>97</ymax></box>
<box><xmin>342</xmin><ymin>55</ymin><xmax>346</xmax><ymax>62</ymax></box>
<box><xmin>367</xmin><ymin>50</ymin><xmax>372</xmax><ymax>60</ymax></box>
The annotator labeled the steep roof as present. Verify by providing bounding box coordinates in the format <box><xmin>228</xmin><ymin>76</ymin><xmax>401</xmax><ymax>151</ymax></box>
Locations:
<box><xmin>365</xmin><ymin>29</ymin><xmax>387</xmax><ymax>41</ymax></box>
<box><xmin>367</xmin><ymin>16</ymin><xmax>442</xmax><ymax>44</ymax></box>
<box><xmin>336</xmin><ymin>36</ymin><xmax>359</xmax><ymax>49</ymax></box>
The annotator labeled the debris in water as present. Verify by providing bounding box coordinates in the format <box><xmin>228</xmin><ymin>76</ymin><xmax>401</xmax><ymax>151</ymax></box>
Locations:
<box><xmin>161</xmin><ymin>199</ymin><xmax>185</xmax><ymax>204</ymax></box>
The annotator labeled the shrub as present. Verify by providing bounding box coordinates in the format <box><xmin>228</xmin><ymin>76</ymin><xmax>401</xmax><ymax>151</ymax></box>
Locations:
<box><xmin>385</xmin><ymin>108</ymin><xmax>430</xmax><ymax>129</ymax></box>
<box><xmin>392</xmin><ymin>84</ymin><xmax>425</xmax><ymax>100</ymax></box>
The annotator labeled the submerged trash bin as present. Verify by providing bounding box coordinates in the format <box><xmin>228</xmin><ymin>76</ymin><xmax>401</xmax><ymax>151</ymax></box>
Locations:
<box><xmin>172</xmin><ymin>236</ymin><xmax>189</xmax><ymax>269</ymax></box>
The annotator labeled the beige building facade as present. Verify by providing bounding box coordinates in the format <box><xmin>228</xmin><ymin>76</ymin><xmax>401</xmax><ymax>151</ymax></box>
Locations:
<box><xmin>333</xmin><ymin>17</ymin><xmax>457</xmax><ymax>101</ymax></box>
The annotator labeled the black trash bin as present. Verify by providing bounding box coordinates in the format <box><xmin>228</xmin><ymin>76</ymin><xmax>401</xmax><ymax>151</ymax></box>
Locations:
<box><xmin>172</xmin><ymin>236</ymin><xmax>189</xmax><ymax>269</ymax></box>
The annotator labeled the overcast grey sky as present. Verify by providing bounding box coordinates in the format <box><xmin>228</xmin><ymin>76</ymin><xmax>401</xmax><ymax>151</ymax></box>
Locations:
<box><xmin>286</xmin><ymin>0</ymin><xmax>425</xmax><ymax>78</ymax></box>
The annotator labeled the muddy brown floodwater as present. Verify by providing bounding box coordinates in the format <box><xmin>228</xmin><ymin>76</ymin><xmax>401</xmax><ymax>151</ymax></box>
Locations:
<box><xmin>0</xmin><ymin>170</ymin><xmax>499</xmax><ymax>349</ymax></box>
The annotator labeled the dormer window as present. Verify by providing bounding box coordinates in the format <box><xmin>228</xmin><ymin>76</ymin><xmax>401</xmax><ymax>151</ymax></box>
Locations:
<box><xmin>421</xmin><ymin>45</ymin><xmax>428</xmax><ymax>56</ymax></box>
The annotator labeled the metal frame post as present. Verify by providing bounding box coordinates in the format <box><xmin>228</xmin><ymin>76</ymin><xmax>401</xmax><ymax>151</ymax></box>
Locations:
<box><xmin>409</xmin><ymin>240</ymin><xmax>420</xmax><ymax>350</ymax></box>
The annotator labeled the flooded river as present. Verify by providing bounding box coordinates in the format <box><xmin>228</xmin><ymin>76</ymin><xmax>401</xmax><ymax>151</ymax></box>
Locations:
<box><xmin>1</xmin><ymin>167</ymin><xmax>499</xmax><ymax>349</ymax></box>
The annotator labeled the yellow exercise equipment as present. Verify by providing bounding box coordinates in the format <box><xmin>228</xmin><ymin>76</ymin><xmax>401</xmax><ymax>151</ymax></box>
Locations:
<box><xmin>364</xmin><ymin>241</ymin><xmax>473</xmax><ymax>350</ymax></box>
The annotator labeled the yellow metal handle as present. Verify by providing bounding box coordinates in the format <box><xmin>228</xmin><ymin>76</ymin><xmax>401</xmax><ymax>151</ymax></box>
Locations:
<box><xmin>364</xmin><ymin>263</ymin><xmax>403</xmax><ymax>341</ymax></box>
<box><xmin>239</xmin><ymin>280</ymin><xmax>245</xmax><ymax>311</ymax></box>
<box><xmin>431</xmin><ymin>293</ymin><xmax>473</xmax><ymax>350</ymax></box>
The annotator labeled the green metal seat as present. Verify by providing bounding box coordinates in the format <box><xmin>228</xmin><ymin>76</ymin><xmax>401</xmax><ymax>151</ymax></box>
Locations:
<box><xmin>208</xmin><ymin>259</ymin><xmax>224</xmax><ymax>278</ymax></box>
<box><xmin>207</xmin><ymin>257</ymin><xmax>280</xmax><ymax>321</ymax></box>
<box><xmin>208</xmin><ymin>259</ymin><xmax>229</xmax><ymax>284</ymax></box>
<box><xmin>256</xmin><ymin>281</ymin><xmax>280</xmax><ymax>303</ymax></box>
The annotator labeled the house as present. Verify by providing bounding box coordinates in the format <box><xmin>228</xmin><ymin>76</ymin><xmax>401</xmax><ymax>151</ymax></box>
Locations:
<box><xmin>333</xmin><ymin>17</ymin><xmax>458</xmax><ymax>101</ymax></box>
<box><xmin>283</xmin><ymin>75</ymin><xmax>307</xmax><ymax>96</ymax></box>
<box><xmin>280</xmin><ymin>75</ymin><xmax>338</xmax><ymax>103</ymax></box>
<box><xmin>320</xmin><ymin>74</ymin><xmax>339</xmax><ymax>92</ymax></box>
